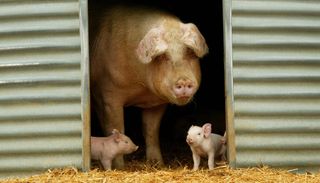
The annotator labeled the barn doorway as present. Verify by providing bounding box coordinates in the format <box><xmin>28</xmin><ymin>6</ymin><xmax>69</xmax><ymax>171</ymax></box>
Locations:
<box><xmin>88</xmin><ymin>0</ymin><xmax>225</xmax><ymax>167</ymax></box>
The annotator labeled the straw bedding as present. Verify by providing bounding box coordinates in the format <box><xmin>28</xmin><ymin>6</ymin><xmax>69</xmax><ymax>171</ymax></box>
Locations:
<box><xmin>2</xmin><ymin>161</ymin><xmax>320</xmax><ymax>183</ymax></box>
<box><xmin>2</xmin><ymin>144</ymin><xmax>320</xmax><ymax>182</ymax></box>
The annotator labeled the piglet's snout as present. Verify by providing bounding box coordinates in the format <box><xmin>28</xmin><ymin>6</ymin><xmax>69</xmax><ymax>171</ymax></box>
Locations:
<box><xmin>186</xmin><ymin>137</ymin><xmax>193</xmax><ymax>145</ymax></box>
<box><xmin>174</xmin><ymin>78</ymin><xmax>195</xmax><ymax>98</ymax></box>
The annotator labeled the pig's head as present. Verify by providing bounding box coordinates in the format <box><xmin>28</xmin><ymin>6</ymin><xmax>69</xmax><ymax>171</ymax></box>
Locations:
<box><xmin>136</xmin><ymin>21</ymin><xmax>208</xmax><ymax>106</ymax></box>
<box><xmin>186</xmin><ymin>123</ymin><xmax>212</xmax><ymax>147</ymax></box>
<box><xmin>112</xmin><ymin>129</ymin><xmax>139</xmax><ymax>154</ymax></box>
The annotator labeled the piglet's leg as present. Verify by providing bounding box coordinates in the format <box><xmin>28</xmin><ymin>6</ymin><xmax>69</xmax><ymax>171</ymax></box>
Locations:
<box><xmin>208</xmin><ymin>152</ymin><xmax>215</xmax><ymax>170</ymax></box>
<box><xmin>142</xmin><ymin>104</ymin><xmax>167</xmax><ymax>166</ymax></box>
<box><xmin>192</xmin><ymin>152</ymin><xmax>201</xmax><ymax>171</ymax></box>
<box><xmin>101</xmin><ymin>159</ymin><xmax>112</xmax><ymax>170</ymax></box>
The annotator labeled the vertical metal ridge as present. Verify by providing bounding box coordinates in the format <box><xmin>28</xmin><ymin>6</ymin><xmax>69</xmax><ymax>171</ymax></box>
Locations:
<box><xmin>223</xmin><ymin>0</ymin><xmax>236</xmax><ymax>168</ymax></box>
<box><xmin>79</xmin><ymin>0</ymin><xmax>91</xmax><ymax>172</ymax></box>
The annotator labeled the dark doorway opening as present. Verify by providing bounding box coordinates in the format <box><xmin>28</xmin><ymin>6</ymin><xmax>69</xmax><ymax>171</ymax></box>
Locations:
<box><xmin>89</xmin><ymin>0</ymin><xmax>225</xmax><ymax>167</ymax></box>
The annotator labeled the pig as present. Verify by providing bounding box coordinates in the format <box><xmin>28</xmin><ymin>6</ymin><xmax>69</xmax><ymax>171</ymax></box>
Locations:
<box><xmin>90</xmin><ymin>5</ymin><xmax>208</xmax><ymax>168</ymax></box>
<box><xmin>186</xmin><ymin>123</ymin><xmax>227</xmax><ymax>170</ymax></box>
<box><xmin>172</xmin><ymin>107</ymin><xmax>225</xmax><ymax>143</ymax></box>
<box><xmin>91</xmin><ymin>129</ymin><xmax>139</xmax><ymax>170</ymax></box>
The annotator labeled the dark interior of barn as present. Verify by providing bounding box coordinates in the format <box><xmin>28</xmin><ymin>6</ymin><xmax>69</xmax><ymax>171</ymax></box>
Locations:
<box><xmin>89</xmin><ymin>0</ymin><xmax>225</xmax><ymax>166</ymax></box>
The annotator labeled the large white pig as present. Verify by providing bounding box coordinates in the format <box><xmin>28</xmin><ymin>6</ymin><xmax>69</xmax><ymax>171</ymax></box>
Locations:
<box><xmin>90</xmin><ymin>5</ymin><xmax>208</xmax><ymax>167</ymax></box>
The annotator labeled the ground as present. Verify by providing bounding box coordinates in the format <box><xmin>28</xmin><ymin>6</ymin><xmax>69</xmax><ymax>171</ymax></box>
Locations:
<box><xmin>3</xmin><ymin>145</ymin><xmax>320</xmax><ymax>182</ymax></box>
<box><xmin>3</xmin><ymin>164</ymin><xmax>320</xmax><ymax>183</ymax></box>
<box><xmin>2</xmin><ymin>150</ymin><xmax>320</xmax><ymax>183</ymax></box>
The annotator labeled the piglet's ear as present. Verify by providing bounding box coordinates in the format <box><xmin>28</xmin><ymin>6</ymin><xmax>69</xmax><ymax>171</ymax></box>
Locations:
<box><xmin>112</xmin><ymin>129</ymin><xmax>121</xmax><ymax>143</ymax></box>
<box><xmin>202</xmin><ymin>123</ymin><xmax>212</xmax><ymax>138</ymax></box>
<box><xmin>181</xmin><ymin>23</ymin><xmax>208</xmax><ymax>58</ymax></box>
<box><xmin>136</xmin><ymin>25</ymin><xmax>168</xmax><ymax>64</ymax></box>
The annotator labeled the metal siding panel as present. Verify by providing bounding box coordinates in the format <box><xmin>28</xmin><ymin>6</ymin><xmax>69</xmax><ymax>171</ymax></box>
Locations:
<box><xmin>230</xmin><ymin>0</ymin><xmax>320</xmax><ymax>171</ymax></box>
<box><xmin>0</xmin><ymin>0</ymin><xmax>83</xmax><ymax>178</ymax></box>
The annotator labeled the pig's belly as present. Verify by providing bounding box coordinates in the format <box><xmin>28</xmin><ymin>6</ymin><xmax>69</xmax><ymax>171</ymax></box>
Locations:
<box><xmin>125</xmin><ymin>92</ymin><xmax>167</xmax><ymax>108</ymax></box>
<box><xmin>194</xmin><ymin>147</ymin><xmax>208</xmax><ymax>157</ymax></box>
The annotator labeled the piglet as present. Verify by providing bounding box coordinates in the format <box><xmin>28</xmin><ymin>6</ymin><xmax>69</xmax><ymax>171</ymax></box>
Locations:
<box><xmin>186</xmin><ymin>123</ymin><xmax>227</xmax><ymax>170</ymax></box>
<box><xmin>91</xmin><ymin>129</ymin><xmax>139</xmax><ymax>170</ymax></box>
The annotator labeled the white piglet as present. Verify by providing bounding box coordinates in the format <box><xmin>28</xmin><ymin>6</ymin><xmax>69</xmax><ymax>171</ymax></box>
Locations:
<box><xmin>91</xmin><ymin>129</ymin><xmax>139</xmax><ymax>170</ymax></box>
<box><xmin>186</xmin><ymin>123</ymin><xmax>227</xmax><ymax>170</ymax></box>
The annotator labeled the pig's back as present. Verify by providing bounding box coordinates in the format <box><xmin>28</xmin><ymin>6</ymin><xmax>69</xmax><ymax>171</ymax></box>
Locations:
<box><xmin>90</xmin><ymin>5</ymin><xmax>182</xmax><ymax>92</ymax></box>
<box><xmin>90</xmin><ymin>137</ymin><xmax>110</xmax><ymax>160</ymax></box>
<box><xmin>92</xmin><ymin>5</ymin><xmax>180</xmax><ymax>57</ymax></box>
<box><xmin>103</xmin><ymin>5</ymin><xmax>178</xmax><ymax>36</ymax></box>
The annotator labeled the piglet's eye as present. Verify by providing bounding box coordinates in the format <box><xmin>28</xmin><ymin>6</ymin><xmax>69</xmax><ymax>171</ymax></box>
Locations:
<box><xmin>125</xmin><ymin>141</ymin><xmax>128</xmax><ymax>144</ymax></box>
<box><xmin>197</xmin><ymin>133</ymin><xmax>201</xmax><ymax>136</ymax></box>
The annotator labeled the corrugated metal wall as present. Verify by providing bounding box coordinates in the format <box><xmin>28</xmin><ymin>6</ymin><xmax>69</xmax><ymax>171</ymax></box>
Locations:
<box><xmin>225</xmin><ymin>0</ymin><xmax>320</xmax><ymax>172</ymax></box>
<box><xmin>0</xmin><ymin>0</ymin><xmax>87</xmax><ymax>178</ymax></box>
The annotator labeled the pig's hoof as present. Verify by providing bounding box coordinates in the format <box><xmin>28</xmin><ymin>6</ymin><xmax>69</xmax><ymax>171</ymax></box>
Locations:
<box><xmin>112</xmin><ymin>156</ymin><xmax>125</xmax><ymax>169</ymax></box>
<box><xmin>113</xmin><ymin>162</ymin><xmax>125</xmax><ymax>169</ymax></box>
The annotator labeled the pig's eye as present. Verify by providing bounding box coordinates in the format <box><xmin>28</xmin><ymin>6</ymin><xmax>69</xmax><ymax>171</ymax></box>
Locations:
<box><xmin>186</xmin><ymin>48</ymin><xmax>198</xmax><ymax>59</ymax></box>
<box><xmin>153</xmin><ymin>53</ymin><xmax>169</xmax><ymax>62</ymax></box>
<box><xmin>125</xmin><ymin>141</ymin><xmax>128</xmax><ymax>144</ymax></box>
<box><xmin>197</xmin><ymin>133</ymin><xmax>201</xmax><ymax>136</ymax></box>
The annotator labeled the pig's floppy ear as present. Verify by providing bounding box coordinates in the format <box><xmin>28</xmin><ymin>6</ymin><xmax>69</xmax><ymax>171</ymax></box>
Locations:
<box><xmin>181</xmin><ymin>23</ymin><xmax>208</xmax><ymax>58</ymax></box>
<box><xmin>136</xmin><ymin>26</ymin><xmax>168</xmax><ymax>64</ymax></box>
<box><xmin>202</xmin><ymin>123</ymin><xmax>212</xmax><ymax>138</ymax></box>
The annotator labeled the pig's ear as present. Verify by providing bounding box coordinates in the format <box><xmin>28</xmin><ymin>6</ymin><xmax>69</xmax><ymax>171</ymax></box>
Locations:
<box><xmin>202</xmin><ymin>123</ymin><xmax>212</xmax><ymax>138</ymax></box>
<box><xmin>112</xmin><ymin>129</ymin><xmax>119</xmax><ymax>134</ymax></box>
<box><xmin>181</xmin><ymin>23</ymin><xmax>208</xmax><ymax>58</ymax></box>
<box><xmin>136</xmin><ymin>26</ymin><xmax>168</xmax><ymax>64</ymax></box>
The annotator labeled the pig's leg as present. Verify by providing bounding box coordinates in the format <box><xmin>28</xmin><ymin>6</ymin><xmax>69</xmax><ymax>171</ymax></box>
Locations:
<box><xmin>220</xmin><ymin>145</ymin><xmax>227</xmax><ymax>162</ymax></box>
<box><xmin>192</xmin><ymin>153</ymin><xmax>201</xmax><ymax>170</ymax></box>
<box><xmin>103</xmin><ymin>100</ymin><xmax>125</xmax><ymax>168</ymax></box>
<box><xmin>208</xmin><ymin>152</ymin><xmax>215</xmax><ymax>170</ymax></box>
<box><xmin>101</xmin><ymin>100</ymin><xmax>125</xmax><ymax>134</ymax></box>
<box><xmin>142</xmin><ymin>104</ymin><xmax>167</xmax><ymax>166</ymax></box>
<box><xmin>101</xmin><ymin>159</ymin><xmax>112</xmax><ymax>170</ymax></box>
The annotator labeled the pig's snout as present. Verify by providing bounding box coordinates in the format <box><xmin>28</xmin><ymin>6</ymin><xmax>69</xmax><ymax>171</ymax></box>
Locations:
<box><xmin>174</xmin><ymin>78</ymin><xmax>195</xmax><ymax>99</ymax></box>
